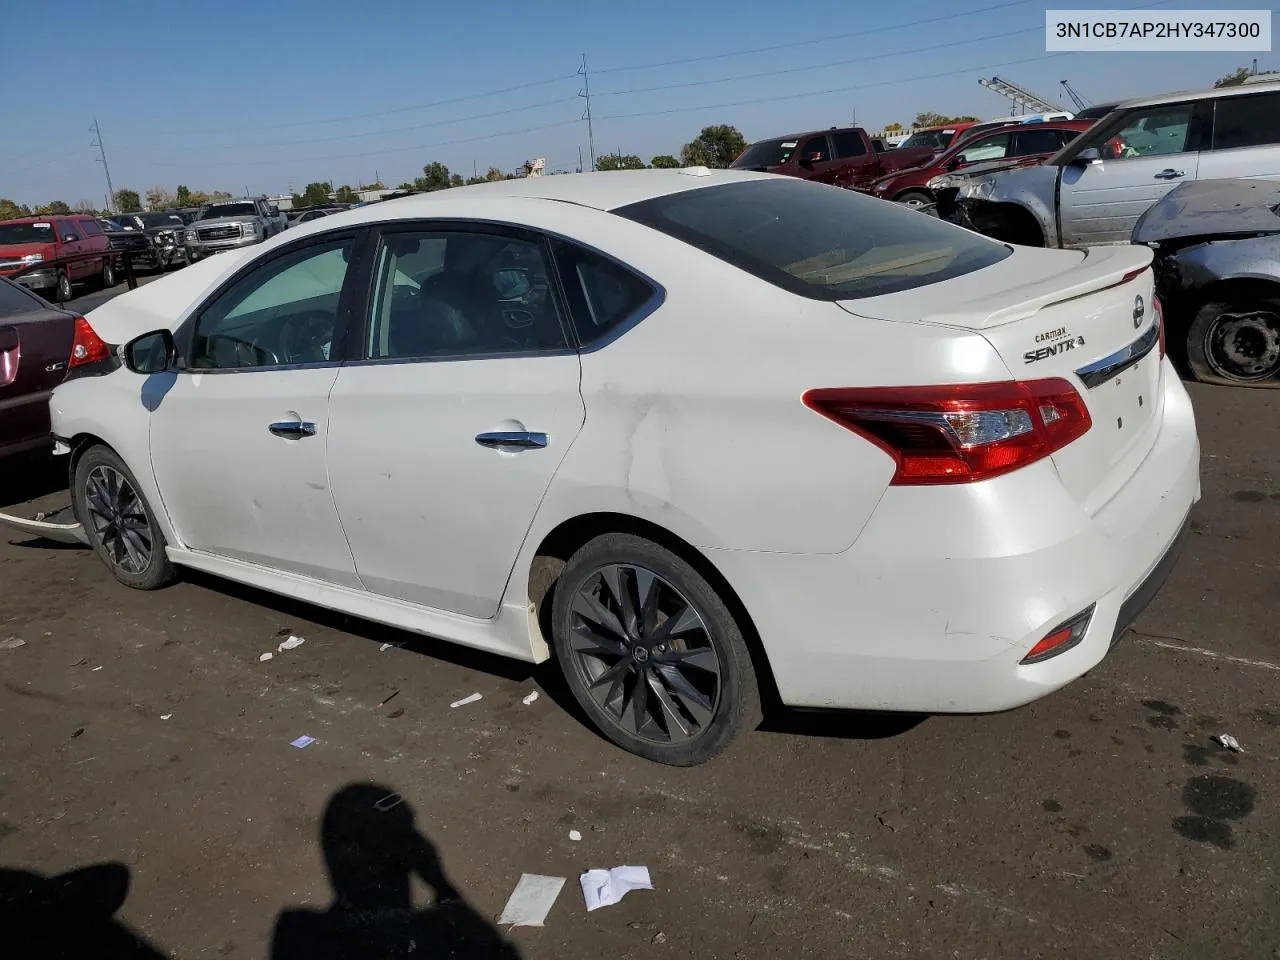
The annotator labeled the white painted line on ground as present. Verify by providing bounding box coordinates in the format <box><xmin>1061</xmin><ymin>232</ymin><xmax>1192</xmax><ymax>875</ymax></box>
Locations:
<box><xmin>1136</xmin><ymin>635</ymin><xmax>1280</xmax><ymax>672</ymax></box>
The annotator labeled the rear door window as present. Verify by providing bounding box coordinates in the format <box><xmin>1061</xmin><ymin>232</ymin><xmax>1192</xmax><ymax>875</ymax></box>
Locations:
<box><xmin>80</xmin><ymin>218</ymin><xmax>103</xmax><ymax>236</ymax></box>
<box><xmin>551</xmin><ymin>240</ymin><xmax>658</xmax><ymax>347</ymax></box>
<box><xmin>1212</xmin><ymin>91</ymin><xmax>1280</xmax><ymax>150</ymax></box>
<box><xmin>618</xmin><ymin>178</ymin><xmax>1010</xmax><ymax>301</ymax></box>
<box><xmin>1012</xmin><ymin>128</ymin><xmax>1069</xmax><ymax>156</ymax></box>
<box><xmin>830</xmin><ymin>131</ymin><xmax>867</xmax><ymax>159</ymax></box>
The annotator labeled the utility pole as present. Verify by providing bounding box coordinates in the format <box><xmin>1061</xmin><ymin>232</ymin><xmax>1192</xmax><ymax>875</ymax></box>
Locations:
<box><xmin>578</xmin><ymin>54</ymin><xmax>596</xmax><ymax>171</ymax></box>
<box><xmin>90</xmin><ymin>118</ymin><xmax>116</xmax><ymax>213</ymax></box>
<box><xmin>578</xmin><ymin>146</ymin><xmax>583</xmax><ymax>174</ymax></box>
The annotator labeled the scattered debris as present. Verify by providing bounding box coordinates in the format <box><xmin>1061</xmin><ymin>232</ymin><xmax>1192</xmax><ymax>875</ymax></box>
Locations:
<box><xmin>522</xmin><ymin>691</ymin><xmax>540</xmax><ymax>706</ymax></box>
<box><xmin>91</xmin><ymin>666</ymin><xmax>103</xmax><ymax>672</ymax></box>
<box><xmin>568</xmin><ymin>830</ymin><xmax>582</xmax><ymax>842</ymax></box>
<box><xmin>498</xmin><ymin>874</ymin><xmax>565</xmax><ymax>927</ymax></box>
<box><xmin>71</xmin><ymin>728</ymin><xmax>85</xmax><ymax>739</ymax></box>
<box><xmin>379</xmin><ymin>643</ymin><xmax>392</xmax><ymax>652</ymax></box>
<box><xmin>1213</xmin><ymin>734</ymin><xmax>1244</xmax><ymax>753</ymax></box>
<box><xmin>652</xmin><ymin>932</ymin><xmax>667</xmax><ymax>945</ymax></box>
<box><xmin>374</xmin><ymin>793</ymin><xmax>404</xmax><ymax>813</ymax></box>
<box><xmin>290</xmin><ymin>735</ymin><xmax>317</xmax><ymax>749</ymax></box>
<box><xmin>450</xmin><ymin>693</ymin><xmax>483</xmax><ymax>709</ymax></box>
<box><xmin>277</xmin><ymin>635</ymin><xmax>306</xmax><ymax>653</ymax></box>
<box><xmin>386</xmin><ymin>708</ymin><xmax>405</xmax><ymax>719</ymax></box>
<box><xmin>580</xmin><ymin>866</ymin><xmax>653</xmax><ymax>912</ymax></box>
<box><xmin>628</xmin><ymin>921</ymin><xmax>657</xmax><ymax>931</ymax></box>
<box><xmin>70</xmin><ymin>657</ymin><xmax>88</xmax><ymax>667</ymax></box>
<box><xmin>0</xmin><ymin>638</ymin><xmax>26</xmax><ymax>650</ymax></box>
<box><xmin>160</xmin><ymin>714</ymin><xmax>173</xmax><ymax>721</ymax></box>
<box><xmin>259</xmin><ymin>652</ymin><xmax>274</xmax><ymax>662</ymax></box>
<box><xmin>377</xmin><ymin>690</ymin><xmax>401</xmax><ymax>709</ymax></box>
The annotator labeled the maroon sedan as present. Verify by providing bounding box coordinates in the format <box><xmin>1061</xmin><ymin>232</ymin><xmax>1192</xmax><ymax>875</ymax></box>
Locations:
<box><xmin>0</xmin><ymin>277</ymin><xmax>109</xmax><ymax>460</ymax></box>
<box><xmin>866</xmin><ymin>121</ymin><xmax>1094</xmax><ymax>208</ymax></box>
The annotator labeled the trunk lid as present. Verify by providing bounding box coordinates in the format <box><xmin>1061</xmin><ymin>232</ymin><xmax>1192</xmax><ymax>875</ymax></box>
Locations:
<box><xmin>839</xmin><ymin>245</ymin><xmax>1164</xmax><ymax>514</ymax></box>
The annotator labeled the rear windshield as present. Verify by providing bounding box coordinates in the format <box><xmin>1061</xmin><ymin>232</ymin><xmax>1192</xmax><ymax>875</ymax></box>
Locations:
<box><xmin>200</xmin><ymin>203</ymin><xmax>256</xmax><ymax>220</ymax></box>
<box><xmin>617</xmin><ymin>178</ymin><xmax>1011</xmax><ymax>300</ymax></box>
<box><xmin>0</xmin><ymin>280</ymin><xmax>43</xmax><ymax>316</ymax></box>
<box><xmin>898</xmin><ymin>130</ymin><xmax>955</xmax><ymax>151</ymax></box>
<box><xmin>728</xmin><ymin>138</ymin><xmax>799</xmax><ymax>170</ymax></box>
<box><xmin>0</xmin><ymin>223</ymin><xmax>55</xmax><ymax>245</ymax></box>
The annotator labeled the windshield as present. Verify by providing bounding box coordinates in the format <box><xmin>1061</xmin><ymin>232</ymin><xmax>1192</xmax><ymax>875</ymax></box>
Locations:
<box><xmin>200</xmin><ymin>203</ymin><xmax>257</xmax><ymax>220</ymax></box>
<box><xmin>729</xmin><ymin>138</ymin><xmax>800</xmax><ymax>169</ymax></box>
<box><xmin>618</xmin><ymin>178</ymin><xmax>1010</xmax><ymax>300</ymax></box>
<box><xmin>0</xmin><ymin>223</ymin><xmax>55</xmax><ymax>245</ymax></box>
<box><xmin>139</xmin><ymin>213</ymin><xmax>184</xmax><ymax>227</ymax></box>
<box><xmin>898</xmin><ymin>130</ymin><xmax>956</xmax><ymax>152</ymax></box>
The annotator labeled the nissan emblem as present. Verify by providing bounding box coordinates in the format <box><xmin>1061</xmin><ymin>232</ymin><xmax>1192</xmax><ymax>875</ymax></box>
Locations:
<box><xmin>1133</xmin><ymin>295</ymin><xmax>1144</xmax><ymax>328</ymax></box>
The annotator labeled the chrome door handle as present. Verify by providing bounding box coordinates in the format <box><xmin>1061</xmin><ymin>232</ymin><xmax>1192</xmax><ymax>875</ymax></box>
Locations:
<box><xmin>1153</xmin><ymin>169</ymin><xmax>1185</xmax><ymax>180</ymax></box>
<box><xmin>475</xmin><ymin>431</ymin><xmax>549</xmax><ymax>450</ymax></box>
<box><xmin>269</xmin><ymin>420</ymin><xmax>317</xmax><ymax>439</ymax></box>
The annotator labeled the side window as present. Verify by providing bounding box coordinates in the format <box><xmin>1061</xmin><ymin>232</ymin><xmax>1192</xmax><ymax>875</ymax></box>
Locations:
<box><xmin>552</xmin><ymin>240</ymin><xmax>657</xmax><ymax>347</ymax></box>
<box><xmin>1212</xmin><ymin>91</ymin><xmax>1280</xmax><ymax>150</ymax></box>
<box><xmin>366</xmin><ymin>230</ymin><xmax>567</xmax><ymax>360</ymax></box>
<box><xmin>800</xmin><ymin>136</ymin><xmax>830</xmax><ymax>163</ymax></box>
<box><xmin>830</xmin><ymin>132</ymin><xmax>867</xmax><ymax>159</ymax></box>
<box><xmin>59</xmin><ymin>220</ymin><xmax>81</xmax><ymax>242</ymax></box>
<box><xmin>957</xmin><ymin>133</ymin><xmax>1011</xmax><ymax>163</ymax></box>
<box><xmin>80</xmin><ymin>218</ymin><xmax>103</xmax><ymax>237</ymax></box>
<box><xmin>1056</xmin><ymin>129</ymin><xmax>1083</xmax><ymax>148</ymax></box>
<box><xmin>1013</xmin><ymin>128</ymin><xmax>1067</xmax><ymax>156</ymax></box>
<box><xmin>190</xmin><ymin>238</ymin><xmax>352</xmax><ymax>369</ymax></box>
<box><xmin>1097</xmin><ymin>103</ymin><xmax>1194</xmax><ymax>160</ymax></box>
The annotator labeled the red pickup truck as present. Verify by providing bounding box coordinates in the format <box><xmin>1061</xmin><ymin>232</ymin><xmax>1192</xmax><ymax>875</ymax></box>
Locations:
<box><xmin>0</xmin><ymin>215</ymin><xmax>116</xmax><ymax>302</ymax></box>
<box><xmin>729</xmin><ymin>127</ymin><xmax>938</xmax><ymax>191</ymax></box>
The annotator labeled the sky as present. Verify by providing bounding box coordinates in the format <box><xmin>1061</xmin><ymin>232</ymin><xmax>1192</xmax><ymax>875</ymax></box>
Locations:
<box><xmin>1</xmin><ymin>0</ymin><xmax>1269</xmax><ymax>206</ymax></box>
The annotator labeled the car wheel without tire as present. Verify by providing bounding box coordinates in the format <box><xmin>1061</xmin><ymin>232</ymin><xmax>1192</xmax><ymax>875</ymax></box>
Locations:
<box><xmin>55</xmin><ymin>270</ymin><xmax>73</xmax><ymax>303</ymax></box>
<box><xmin>895</xmin><ymin>189</ymin><xmax>934</xmax><ymax>208</ymax></box>
<box><xmin>551</xmin><ymin>533</ymin><xmax>761</xmax><ymax>765</ymax></box>
<box><xmin>73</xmin><ymin>445</ymin><xmax>176</xmax><ymax>590</ymax></box>
<box><xmin>1186</xmin><ymin>298</ymin><xmax>1280</xmax><ymax>386</ymax></box>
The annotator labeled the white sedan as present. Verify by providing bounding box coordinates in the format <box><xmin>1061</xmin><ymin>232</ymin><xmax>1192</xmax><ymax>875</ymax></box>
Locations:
<box><xmin>17</xmin><ymin>169</ymin><xmax>1200</xmax><ymax>765</ymax></box>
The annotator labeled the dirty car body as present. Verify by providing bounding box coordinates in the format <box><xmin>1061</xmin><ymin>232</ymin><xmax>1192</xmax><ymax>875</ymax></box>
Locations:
<box><xmin>1133</xmin><ymin>178</ymin><xmax>1280</xmax><ymax>386</ymax></box>
<box><xmin>0</xmin><ymin>171</ymin><xmax>1200</xmax><ymax>766</ymax></box>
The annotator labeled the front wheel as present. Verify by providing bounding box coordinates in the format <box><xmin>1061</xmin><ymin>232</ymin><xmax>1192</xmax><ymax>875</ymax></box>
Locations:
<box><xmin>894</xmin><ymin>189</ymin><xmax>934</xmax><ymax>208</ymax></box>
<box><xmin>54</xmin><ymin>270</ymin><xmax>73</xmax><ymax>303</ymax></box>
<box><xmin>73</xmin><ymin>445</ymin><xmax>176</xmax><ymax>590</ymax></box>
<box><xmin>101</xmin><ymin>260</ymin><xmax>117</xmax><ymax>288</ymax></box>
<box><xmin>1185</xmin><ymin>298</ymin><xmax>1280</xmax><ymax>386</ymax></box>
<box><xmin>551</xmin><ymin>533</ymin><xmax>761</xmax><ymax>765</ymax></box>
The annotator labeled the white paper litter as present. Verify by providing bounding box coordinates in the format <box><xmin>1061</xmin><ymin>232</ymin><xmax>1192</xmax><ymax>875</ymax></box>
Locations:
<box><xmin>579</xmin><ymin>866</ymin><xmax>653</xmax><ymax>911</ymax></box>
<box><xmin>1213</xmin><ymin>733</ymin><xmax>1244</xmax><ymax>753</ymax></box>
<box><xmin>259</xmin><ymin>652</ymin><xmax>273</xmax><ymax>662</ymax></box>
<box><xmin>522</xmin><ymin>691</ymin><xmax>539</xmax><ymax>706</ymax></box>
<box><xmin>498</xmin><ymin>873</ymin><xmax>565</xmax><ymax>927</ymax></box>
<box><xmin>277</xmin><ymin>635</ymin><xmax>306</xmax><ymax>652</ymax></box>
<box><xmin>450</xmin><ymin>693</ymin><xmax>483</xmax><ymax>709</ymax></box>
<box><xmin>379</xmin><ymin>643</ymin><xmax>392</xmax><ymax>652</ymax></box>
<box><xmin>290</xmin><ymin>735</ymin><xmax>317</xmax><ymax>749</ymax></box>
<box><xmin>568</xmin><ymin>829</ymin><xmax>582</xmax><ymax>842</ymax></box>
<box><xmin>0</xmin><ymin>638</ymin><xmax>26</xmax><ymax>650</ymax></box>
<box><xmin>91</xmin><ymin>666</ymin><xmax>103</xmax><ymax>672</ymax></box>
<box><xmin>160</xmin><ymin>714</ymin><xmax>172</xmax><ymax>720</ymax></box>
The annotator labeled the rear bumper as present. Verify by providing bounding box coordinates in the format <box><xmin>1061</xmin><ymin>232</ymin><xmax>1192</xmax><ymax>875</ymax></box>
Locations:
<box><xmin>713</xmin><ymin>362</ymin><xmax>1200</xmax><ymax>712</ymax></box>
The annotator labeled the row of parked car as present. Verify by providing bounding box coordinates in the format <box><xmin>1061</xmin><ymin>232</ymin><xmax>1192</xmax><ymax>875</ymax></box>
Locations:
<box><xmin>0</xmin><ymin>199</ymin><xmax>352</xmax><ymax>303</ymax></box>
<box><xmin>730</xmin><ymin>77</ymin><xmax>1280</xmax><ymax>386</ymax></box>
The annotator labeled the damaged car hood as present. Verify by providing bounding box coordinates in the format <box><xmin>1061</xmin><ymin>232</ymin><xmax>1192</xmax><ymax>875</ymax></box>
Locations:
<box><xmin>1132</xmin><ymin>178</ymin><xmax>1280</xmax><ymax>243</ymax></box>
<box><xmin>928</xmin><ymin>155</ymin><xmax>1049</xmax><ymax>191</ymax></box>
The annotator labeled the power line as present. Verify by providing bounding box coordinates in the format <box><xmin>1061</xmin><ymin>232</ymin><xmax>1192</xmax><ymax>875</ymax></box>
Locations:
<box><xmin>595</xmin><ymin>26</ymin><xmax>1043</xmax><ymax>99</ymax></box>
<box><xmin>594</xmin><ymin>0</ymin><xmax>1036</xmax><ymax>74</ymax></box>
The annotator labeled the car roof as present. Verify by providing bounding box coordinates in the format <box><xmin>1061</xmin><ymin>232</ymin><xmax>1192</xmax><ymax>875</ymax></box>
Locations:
<box><xmin>1109</xmin><ymin>77</ymin><xmax>1280</xmax><ymax>110</ymax></box>
<box><xmin>0</xmin><ymin>215</ymin><xmax>81</xmax><ymax>225</ymax></box>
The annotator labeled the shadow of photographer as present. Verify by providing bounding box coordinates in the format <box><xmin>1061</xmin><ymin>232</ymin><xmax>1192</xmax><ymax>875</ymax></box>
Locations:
<box><xmin>271</xmin><ymin>783</ymin><xmax>520</xmax><ymax>960</ymax></box>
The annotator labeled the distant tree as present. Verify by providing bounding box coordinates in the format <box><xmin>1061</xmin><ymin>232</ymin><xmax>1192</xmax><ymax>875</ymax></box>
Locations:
<box><xmin>175</xmin><ymin>185</ymin><xmax>193</xmax><ymax>206</ymax></box>
<box><xmin>146</xmin><ymin>186</ymin><xmax>176</xmax><ymax>211</ymax></box>
<box><xmin>209</xmin><ymin>191</ymin><xmax>234</xmax><ymax>202</ymax></box>
<box><xmin>465</xmin><ymin>176</ymin><xmax>486</xmax><ymax>186</ymax></box>
<box><xmin>913</xmin><ymin>112</ymin><xmax>980</xmax><ymax>127</ymax></box>
<box><xmin>883</xmin><ymin>122</ymin><xmax>903</xmax><ymax>133</ymax></box>
<box><xmin>334</xmin><ymin>185</ymin><xmax>359</xmax><ymax>204</ymax></box>
<box><xmin>450</xmin><ymin>174</ymin><xmax>464</xmax><ymax>187</ymax></box>
<box><xmin>186</xmin><ymin>190</ymin><xmax>211</xmax><ymax>207</ymax></box>
<box><xmin>1214</xmin><ymin>66</ymin><xmax>1276</xmax><ymax>87</ymax></box>
<box><xmin>357</xmin><ymin>180</ymin><xmax>386</xmax><ymax>191</ymax></box>
<box><xmin>114</xmin><ymin>189</ymin><xmax>142</xmax><ymax>213</ymax></box>
<box><xmin>414</xmin><ymin>162</ymin><xmax>453</xmax><ymax>192</ymax></box>
<box><xmin>0</xmin><ymin>198</ymin><xmax>30</xmax><ymax>220</ymax></box>
<box><xmin>35</xmin><ymin>200</ymin><xmax>71</xmax><ymax>215</ymax></box>
<box><xmin>650</xmin><ymin>154</ymin><xmax>680</xmax><ymax>168</ymax></box>
<box><xmin>484</xmin><ymin>166</ymin><xmax>506</xmax><ymax>182</ymax></box>
<box><xmin>397</xmin><ymin>182</ymin><xmax>415</xmax><ymax>191</ymax></box>
<box><xmin>73</xmin><ymin>199</ymin><xmax>98</xmax><ymax>213</ymax></box>
<box><xmin>680</xmin><ymin>125</ymin><xmax>747</xmax><ymax>168</ymax></box>
<box><xmin>296</xmin><ymin>182</ymin><xmax>332</xmax><ymax>208</ymax></box>
<box><xmin>597</xmin><ymin>154</ymin><xmax>646</xmax><ymax>171</ymax></box>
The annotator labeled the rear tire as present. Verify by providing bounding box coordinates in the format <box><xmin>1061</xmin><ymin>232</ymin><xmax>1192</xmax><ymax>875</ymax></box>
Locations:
<box><xmin>54</xmin><ymin>270</ymin><xmax>73</xmax><ymax>303</ymax></box>
<box><xmin>101</xmin><ymin>260</ymin><xmax>117</xmax><ymax>288</ymax></box>
<box><xmin>73</xmin><ymin>445</ymin><xmax>176</xmax><ymax>590</ymax></box>
<box><xmin>551</xmin><ymin>533</ymin><xmax>761</xmax><ymax>765</ymax></box>
<box><xmin>1185</xmin><ymin>298</ymin><xmax>1280</xmax><ymax>386</ymax></box>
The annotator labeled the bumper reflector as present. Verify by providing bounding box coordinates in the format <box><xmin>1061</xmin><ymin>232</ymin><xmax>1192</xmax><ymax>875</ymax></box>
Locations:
<box><xmin>1020</xmin><ymin>604</ymin><xmax>1096</xmax><ymax>665</ymax></box>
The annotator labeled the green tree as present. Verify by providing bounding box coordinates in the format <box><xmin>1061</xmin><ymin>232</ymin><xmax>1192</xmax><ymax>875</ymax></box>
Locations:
<box><xmin>680</xmin><ymin>125</ymin><xmax>747</xmax><ymax>168</ymax></box>
<box><xmin>465</xmin><ymin>176</ymin><xmax>486</xmax><ymax>186</ymax></box>
<box><xmin>883</xmin><ymin>122</ymin><xmax>903</xmax><ymax>133</ymax></box>
<box><xmin>114</xmin><ymin>189</ymin><xmax>142</xmax><ymax>213</ymax></box>
<box><xmin>913</xmin><ymin>112</ymin><xmax>980</xmax><ymax>127</ymax></box>
<box><xmin>414</xmin><ymin>162</ymin><xmax>453</xmax><ymax>192</ymax></box>
<box><xmin>597</xmin><ymin>154</ymin><xmax>646</xmax><ymax>171</ymax></box>
<box><xmin>296</xmin><ymin>182</ymin><xmax>332</xmax><ymax>208</ymax></box>
<box><xmin>35</xmin><ymin>200</ymin><xmax>71</xmax><ymax>215</ymax></box>
<box><xmin>335</xmin><ymin>185</ymin><xmax>359</xmax><ymax>204</ymax></box>
<box><xmin>650</xmin><ymin>154</ymin><xmax>680</xmax><ymax>168</ymax></box>
<box><xmin>449</xmin><ymin>174</ymin><xmax>464</xmax><ymax>187</ymax></box>
<box><xmin>175</xmin><ymin>185</ymin><xmax>193</xmax><ymax>206</ymax></box>
<box><xmin>0</xmin><ymin>198</ymin><xmax>30</xmax><ymax>220</ymax></box>
<box><xmin>1214</xmin><ymin>66</ymin><xmax>1276</xmax><ymax>87</ymax></box>
<box><xmin>484</xmin><ymin>166</ymin><xmax>506</xmax><ymax>182</ymax></box>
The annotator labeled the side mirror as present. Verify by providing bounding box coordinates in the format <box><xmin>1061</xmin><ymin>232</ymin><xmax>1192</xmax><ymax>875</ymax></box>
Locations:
<box><xmin>121</xmin><ymin>329</ymin><xmax>176</xmax><ymax>374</ymax></box>
<box><xmin>1071</xmin><ymin>147</ymin><xmax>1102</xmax><ymax>166</ymax></box>
<box><xmin>62</xmin><ymin>235</ymin><xmax>78</xmax><ymax>243</ymax></box>
<box><xmin>946</xmin><ymin>157</ymin><xmax>962</xmax><ymax>170</ymax></box>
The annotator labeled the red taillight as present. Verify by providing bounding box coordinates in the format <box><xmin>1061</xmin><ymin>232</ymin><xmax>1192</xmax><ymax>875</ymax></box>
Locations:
<box><xmin>803</xmin><ymin>379</ymin><xmax>1092</xmax><ymax>485</ymax></box>
<box><xmin>68</xmin><ymin>316</ymin><xmax>110</xmax><ymax>369</ymax></box>
<box><xmin>1153</xmin><ymin>296</ymin><xmax>1166</xmax><ymax>358</ymax></box>
<box><xmin>1020</xmin><ymin>605</ymin><xmax>1095</xmax><ymax>665</ymax></box>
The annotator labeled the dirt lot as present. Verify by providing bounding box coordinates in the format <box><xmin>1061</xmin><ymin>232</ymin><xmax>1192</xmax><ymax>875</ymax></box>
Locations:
<box><xmin>1</xmin><ymin>377</ymin><xmax>1277</xmax><ymax>960</ymax></box>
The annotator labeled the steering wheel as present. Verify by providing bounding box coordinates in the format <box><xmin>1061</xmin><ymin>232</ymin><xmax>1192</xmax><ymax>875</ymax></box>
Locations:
<box><xmin>278</xmin><ymin>310</ymin><xmax>335</xmax><ymax>364</ymax></box>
